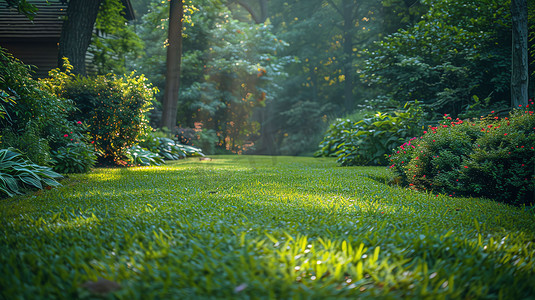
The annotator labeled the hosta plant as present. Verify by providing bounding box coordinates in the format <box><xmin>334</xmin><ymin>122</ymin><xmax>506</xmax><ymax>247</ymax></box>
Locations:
<box><xmin>126</xmin><ymin>145</ymin><xmax>165</xmax><ymax>166</ymax></box>
<box><xmin>0</xmin><ymin>148</ymin><xmax>62</xmax><ymax>198</ymax></box>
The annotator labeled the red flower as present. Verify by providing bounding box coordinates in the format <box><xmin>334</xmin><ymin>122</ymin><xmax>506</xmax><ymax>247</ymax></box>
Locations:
<box><xmin>77</xmin><ymin>121</ymin><xmax>82</xmax><ymax>124</ymax></box>
<box><xmin>63</xmin><ymin>134</ymin><xmax>68</xmax><ymax>137</ymax></box>
<box><xmin>504</xmin><ymin>133</ymin><xmax>508</xmax><ymax>136</ymax></box>
<box><xmin>464</xmin><ymin>166</ymin><xmax>468</xmax><ymax>168</ymax></box>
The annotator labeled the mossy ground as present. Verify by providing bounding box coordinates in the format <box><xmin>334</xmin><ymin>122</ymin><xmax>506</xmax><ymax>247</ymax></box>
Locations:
<box><xmin>1</xmin><ymin>156</ymin><xmax>534</xmax><ymax>299</ymax></box>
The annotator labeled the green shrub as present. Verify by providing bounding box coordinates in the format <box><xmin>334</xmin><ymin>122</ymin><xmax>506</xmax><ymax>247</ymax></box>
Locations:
<box><xmin>45</xmin><ymin>66</ymin><xmax>156</xmax><ymax>164</ymax></box>
<box><xmin>316</xmin><ymin>102</ymin><xmax>424</xmax><ymax>166</ymax></box>
<box><xmin>50</xmin><ymin>142</ymin><xmax>97</xmax><ymax>174</ymax></box>
<box><xmin>0</xmin><ymin>48</ymin><xmax>79</xmax><ymax>165</ymax></box>
<box><xmin>314</xmin><ymin>118</ymin><xmax>354</xmax><ymax>158</ymax></box>
<box><xmin>0</xmin><ymin>148</ymin><xmax>62</xmax><ymax>198</ymax></box>
<box><xmin>390</xmin><ymin>106</ymin><xmax>535</xmax><ymax>205</ymax></box>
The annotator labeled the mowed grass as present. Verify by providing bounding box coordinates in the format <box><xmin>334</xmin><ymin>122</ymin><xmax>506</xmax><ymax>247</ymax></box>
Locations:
<box><xmin>1</xmin><ymin>155</ymin><xmax>534</xmax><ymax>299</ymax></box>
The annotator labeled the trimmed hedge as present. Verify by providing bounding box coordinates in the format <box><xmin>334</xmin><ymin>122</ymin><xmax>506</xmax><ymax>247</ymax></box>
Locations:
<box><xmin>389</xmin><ymin>105</ymin><xmax>535</xmax><ymax>205</ymax></box>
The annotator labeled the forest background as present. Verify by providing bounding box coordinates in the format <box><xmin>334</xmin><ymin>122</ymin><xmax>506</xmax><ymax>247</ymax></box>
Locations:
<box><xmin>6</xmin><ymin>0</ymin><xmax>535</xmax><ymax>157</ymax></box>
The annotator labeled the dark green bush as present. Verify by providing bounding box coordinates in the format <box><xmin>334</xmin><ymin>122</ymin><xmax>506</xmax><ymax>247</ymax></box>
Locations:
<box><xmin>314</xmin><ymin>118</ymin><xmax>354</xmax><ymax>158</ymax></box>
<box><xmin>316</xmin><ymin>102</ymin><xmax>424</xmax><ymax>166</ymax></box>
<box><xmin>50</xmin><ymin>141</ymin><xmax>97</xmax><ymax>174</ymax></box>
<box><xmin>390</xmin><ymin>105</ymin><xmax>535</xmax><ymax>205</ymax></box>
<box><xmin>45</xmin><ymin>66</ymin><xmax>156</xmax><ymax>164</ymax></box>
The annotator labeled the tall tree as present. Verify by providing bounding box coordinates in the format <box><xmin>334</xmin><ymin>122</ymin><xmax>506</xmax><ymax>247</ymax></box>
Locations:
<box><xmin>511</xmin><ymin>0</ymin><xmax>529</xmax><ymax>108</ymax></box>
<box><xmin>160</xmin><ymin>0</ymin><xmax>183</xmax><ymax>131</ymax></box>
<box><xmin>327</xmin><ymin>0</ymin><xmax>361</xmax><ymax>111</ymax></box>
<box><xmin>58</xmin><ymin>0</ymin><xmax>103</xmax><ymax>75</ymax></box>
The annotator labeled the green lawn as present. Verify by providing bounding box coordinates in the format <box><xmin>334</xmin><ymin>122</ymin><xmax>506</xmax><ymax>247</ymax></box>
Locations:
<box><xmin>1</xmin><ymin>155</ymin><xmax>534</xmax><ymax>299</ymax></box>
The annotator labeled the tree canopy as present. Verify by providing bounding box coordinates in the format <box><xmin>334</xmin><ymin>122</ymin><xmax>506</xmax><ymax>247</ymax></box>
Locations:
<box><xmin>3</xmin><ymin>0</ymin><xmax>531</xmax><ymax>155</ymax></box>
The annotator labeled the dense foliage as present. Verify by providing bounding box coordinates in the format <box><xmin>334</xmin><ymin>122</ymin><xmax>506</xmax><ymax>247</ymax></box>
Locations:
<box><xmin>1</xmin><ymin>156</ymin><xmax>534</xmax><ymax>298</ymax></box>
<box><xmin>0</xmin><ymin>48</ymin><xmax>83</xmax><ymax>165</ymax></box>
<box><xmin>316</xmin><ymin>102</ymin><xmax>424</xmax><ymax>166</ymax></box>
<box><xmin>137</xmin><ymin>1</ymin><xmax>291</xmax><ymax>153</ymax></box>
<box><xmin>44</xmin><ymin>65</ymin><xmax>156</xmax><ymax>164</ymax></box>
<box><xmin>88</xmin><ymin>0</ymin><xmax>144</xmax><ymax>75</ymax></box>
<box><xmin>390</xmin><ymin>104</ymin><xmax>535</xmax><ymax>205</ymax></box>
<box><xmin>361</xmin><ymin>0</ymin><xmax>511</xmax><ymax>116</ymax></box>
<box><xmin>50</xmin><ymin>141</ymin><xmax>97</xmax><ymax>174</ymax></box>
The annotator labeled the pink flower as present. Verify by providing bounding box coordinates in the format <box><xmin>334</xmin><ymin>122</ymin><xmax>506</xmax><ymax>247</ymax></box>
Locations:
<box><xmin>63</xmin><ymin>134</ymin><xmax>68</xmax><ymax>137</ymax></box>
<box><xmin>77</xmin><ymin>121</ymin><xmax>82</xmax><ymax>124</ymax></box>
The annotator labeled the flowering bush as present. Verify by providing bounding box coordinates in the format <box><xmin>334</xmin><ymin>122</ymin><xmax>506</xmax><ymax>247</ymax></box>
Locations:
<box><xmin>47</xmin><ymin>120</ymin><xmax>96</xmax><ymax>174</ymax></box>
<box><xmin>44</xmin><ymin>64</ymin><xmax>156</xmax><ymax>164</ymax></box>
<box><xmin>389</xmin><ymin>103</ymin><xmax>535</xmax><ymax>205</ymax></box>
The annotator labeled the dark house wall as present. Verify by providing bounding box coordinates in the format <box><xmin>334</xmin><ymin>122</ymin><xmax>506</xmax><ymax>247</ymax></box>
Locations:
<box><xmin>0</xmin><ymin>0</ymin><xmax>135</xmax><ymax>78</ymax></box>
<box><xmin>0</xmin><ymin>2</ymin><xmax>67</xmax><ymax>78</ymax></box>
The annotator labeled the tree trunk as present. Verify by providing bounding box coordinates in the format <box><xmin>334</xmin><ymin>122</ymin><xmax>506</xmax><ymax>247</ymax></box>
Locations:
<box><xmin>258</xmin><ymin>0</ymin><xmax>268</xmax><ymax>23</ymax></box>
<box><xmin>342</xmin><ymin>0</ymin><xmax>355</xmax><ymax>112</ymax></box>
<box><xmin>58</xmin><ymin>0</ymin><xmax>102</xmax><ymax>75</ymax></box>
<box><xmin>160</xmin><ymin>0</ymin><xmax>184</xmax><ymax>131</ymax></box>
<box><xmin>511</xmin><ymin>0</ymin><xmax>529</xmax><ymax>108</ymax></box>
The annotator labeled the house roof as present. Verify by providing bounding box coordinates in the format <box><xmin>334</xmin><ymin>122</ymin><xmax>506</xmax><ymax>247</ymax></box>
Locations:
<box><xmin>0</xmin><ymin>2</ymin><xmax>67</xmax><ymax>40</ymax></box>
<box><xmin>0</xmin><ymin>0</ymin><xmax>135</xmax><ymax>41</ymax></box>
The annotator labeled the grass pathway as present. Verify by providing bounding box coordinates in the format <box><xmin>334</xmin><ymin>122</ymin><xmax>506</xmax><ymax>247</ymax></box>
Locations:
<box><xmin>1</xmin><ymin>155</ymin><xmax>534</xmax><ymax>299</ymax></box>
